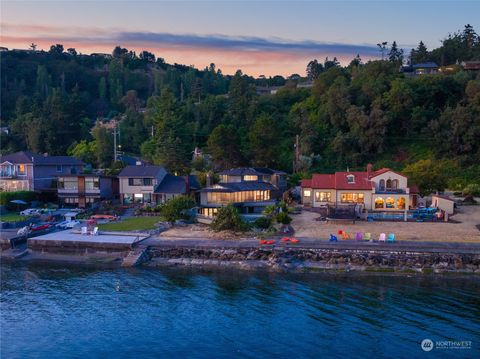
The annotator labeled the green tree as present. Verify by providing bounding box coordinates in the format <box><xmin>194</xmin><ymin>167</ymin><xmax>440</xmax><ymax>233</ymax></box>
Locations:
<box><xmin>211</xmin><ymin>205</ymin><xmax>249</xmax><ymax>232</ymax></box>
<box><xmin>161</xmin><ymin>196</ymin><xmax>196</xmax><ymax>223</ymax></box>
<box><xmin>207</xmin><ymin>124</ymin><xmax>244</xmax><ymax>168</ymax></box>
<box><xmin>249</xmin><ymin>113</ymin><xmax>280</xmax><ymax>167</ymax></box>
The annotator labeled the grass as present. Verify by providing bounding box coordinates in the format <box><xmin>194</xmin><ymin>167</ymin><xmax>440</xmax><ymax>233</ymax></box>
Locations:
<box><xmin>0</xmin><ymin>212</ymin><xmax>28</xmax><ymax>222</ymax></box>
<box><xmin>98</xmin><ymin>216</ymin><xmax>163</xmax><ymax>231</ymax></box>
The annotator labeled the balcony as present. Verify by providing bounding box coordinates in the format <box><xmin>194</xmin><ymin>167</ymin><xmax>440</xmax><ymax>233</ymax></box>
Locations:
<box><xmin>375</xmin><ymin>188</ymin><xmax>406</xmax><ymax>194</ymax></box>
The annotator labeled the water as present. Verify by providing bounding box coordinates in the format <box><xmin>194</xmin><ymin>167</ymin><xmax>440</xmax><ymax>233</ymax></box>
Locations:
<box><xmin>1</xmin><ymin>263</ymin><xmax>479</xmax><ymax>358</ymax></box>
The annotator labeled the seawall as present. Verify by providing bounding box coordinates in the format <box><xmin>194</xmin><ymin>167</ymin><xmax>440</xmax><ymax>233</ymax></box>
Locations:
<box><xmin>146</xmin><ymin>246</ymin><xmax>480</xmax><ymax>274</ymax></box>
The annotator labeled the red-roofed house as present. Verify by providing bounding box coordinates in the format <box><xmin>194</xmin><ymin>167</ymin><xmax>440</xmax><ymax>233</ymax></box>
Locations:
<box><xmin>301</xmin><ymin>164</ymin><xmax>418</xmax><ymax>214</ymax></box>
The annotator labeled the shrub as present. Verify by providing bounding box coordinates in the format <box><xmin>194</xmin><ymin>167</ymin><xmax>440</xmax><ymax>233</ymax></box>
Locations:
<box><xmin>211</xmin><ymin>205</ymin><xmax>249</xmax><ymax>232</ymax></box>
<box><xmin>276</xmin><ymin>211</ymin><xmax>292</xmax><ymax>225</ymax></box>
<box><xmin>254</xmin><ymin>216</ymin><xmax>272</xmax><ymax>229</ymax></box>
<box><xmin>463</xmin><ymin>183</ymin><xmax>480</xmax><ymax>197</ymax></box>
<box><xmin>161</xmin><ymin>196</ymin><xmax>196</xmax><ymax>223</ymax></box>
<box><xmin>0</xmin><ymin>191</ymin><xmax>38</xmax><ymax>209</ymax></box>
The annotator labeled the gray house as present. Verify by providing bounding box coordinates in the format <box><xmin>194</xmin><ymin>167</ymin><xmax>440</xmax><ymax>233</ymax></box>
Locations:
<box><xmin>118</xmin><ymin>164</ymin><xmax>199</xmax><ymax>204</ymax></box>
<box><xmin>57</xmin><ymin>174</ymin><xmax>119</xmax><ymax>208</ymax></box>
<box><xmin>199</xmin><ymin>167</ymin><xmax>287</xmax><ymax>218</ymax></box>
<box><xmin>0</xmin><ymin>151</ymin><xmax>84</xmax><ymax>193</ymax></box>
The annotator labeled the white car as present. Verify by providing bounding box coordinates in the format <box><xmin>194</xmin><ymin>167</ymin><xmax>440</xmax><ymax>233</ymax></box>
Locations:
<box><xmin>56</xmin><ymin>220</ymin><xmax>81</xmax><ymax>229</ymax></box>
<box><xmin>20</xmin><ymin>208</ymin><xmax>41</xmax><ymax>216</ymax></box>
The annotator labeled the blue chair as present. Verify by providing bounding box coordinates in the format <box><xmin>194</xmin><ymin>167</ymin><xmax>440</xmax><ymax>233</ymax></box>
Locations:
<box><xmin>329</xmin><ymin>234</ymin><xmax>338</xmax><ymax>242</ymax></box>
<box><xmin>387</xmin><ymin>233</ymin><xmax>395</xmax><ymax>243</ymax></box>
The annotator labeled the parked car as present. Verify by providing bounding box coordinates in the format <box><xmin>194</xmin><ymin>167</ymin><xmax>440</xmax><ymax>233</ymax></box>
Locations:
<box><xmin>20</xmin><ymin>208</ymin><xmax>41</xmax><ymax>216</ymax></box>
<box><xmin>56</xmin><ymin>220</ymin><xmax>81</xmax><ymax>229</ymax></box>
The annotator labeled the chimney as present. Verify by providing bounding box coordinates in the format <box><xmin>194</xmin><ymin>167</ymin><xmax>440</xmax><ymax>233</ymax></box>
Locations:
<box><xmin>367</xmin><ymin>163</ymin><xmax>373</xmax><ymax>178</ymax></box>
<box><xmin>206</xmin><ymin>173</ymin><xmax>212</xmax><ymax>187</ymax></box>
<box><xmin>185</xmin><ymin>175</ymin><xmax>190</xmax><ymax>193</ymax></box>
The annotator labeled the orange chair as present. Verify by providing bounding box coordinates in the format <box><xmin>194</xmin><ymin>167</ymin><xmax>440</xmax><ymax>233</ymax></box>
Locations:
<box><xmin>341</xmin><ymin>232</ymin><xmax>351</xmax><ymax>240</ymax></box>
<box><xmin>281</xmin><ymin>237</ymin><xmax>290</xmax><ymax>243</ymax></box>
<box><xmin>290</xmin><ymin>238</ymin><xmax>299</xmax><ymax>244</ymax></box>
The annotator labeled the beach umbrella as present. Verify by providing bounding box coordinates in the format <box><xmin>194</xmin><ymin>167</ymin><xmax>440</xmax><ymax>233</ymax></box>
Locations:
<box><xmin>10</xmin><ymin>200</ymin><xmax>28</xmax><ymax>205</ymax></box>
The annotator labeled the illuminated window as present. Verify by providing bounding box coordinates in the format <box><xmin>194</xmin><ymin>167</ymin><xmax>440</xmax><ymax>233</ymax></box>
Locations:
<box><xmin>375</xmin><ymin>197</ymin><xmax>384</xmax><ymax>209</ymax></box>
<box><xmin>303</xmin><ymin>190</ymin><xmax>311</xmax><ymax>197</ymax></box>
<box><xmin>17</xmin><ymin>164</ymin><xmax>25</xmax><ymax>175</ymax></box>
<box><xmin>341</xmin><ymin>193</ymin><xmax>364</xmax><ymax>203</ymax></box>
<box><xmin>244</xmin><ymin>175</ymin><xmax>258</xmax><ymax>181</ymax></box>
<box><xmin>315</xmin><ymin>191</ymin><xmax>331</xmax><ymax>202</ymax></box>
<box><xmin>397</xmin><ymin>197</ymin><xmax>406</xmax><ymax>209</ymax></box>
<box><xmin>386</xmin><ymin>197</ymin><xmax>395</xmax><ymax>208</ymax></box>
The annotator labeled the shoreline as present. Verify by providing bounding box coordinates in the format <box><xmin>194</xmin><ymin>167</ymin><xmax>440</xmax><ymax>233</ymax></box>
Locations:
<box><xmin>2</xmin><ymin>238</ymin><xmax>480</xmax><ymax>275</ymax></box>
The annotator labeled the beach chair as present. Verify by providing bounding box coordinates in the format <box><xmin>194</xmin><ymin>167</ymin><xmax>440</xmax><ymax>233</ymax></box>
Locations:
<box><xmin>329</xmin><ymin>234</ymin><xmax>338</xmax><ymax>242</ymax></box>
<box><xmin>355</xmin><ymin>232</ymin><xmax>363</xmax><ymax>241</ymax></box>
<box><xmin>387</xmin><ymin>233</ymin><xmax>395</xmax><ymax>243</ymax></box>
<box><xmin>341</xmin><ymin>232</ymin><xmax>351</xmax><ymax>240</ymax></box>
<box><xmin>364</xmin><ymin>232</ymin><xmax>372</xmax><ymax>242</ymax></box>
<box><xmin>92</xmin><ymin>227</ymin><xmax>99</xmax><ymax>236</ymax></box>
<box><xmin>378</xmin><ymin>233</ymin><xmax>386</xmax><ymax>242</ymax></box>
<box><xmin>81</xmin><ymin>226</ymin><xmax>88</xmax><ymax>235</ymax></box>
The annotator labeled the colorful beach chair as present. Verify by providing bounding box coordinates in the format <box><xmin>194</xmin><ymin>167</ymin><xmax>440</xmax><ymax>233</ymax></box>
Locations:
<box><xmin>364</xmin><ymin>232</ymin><xmax>372</xmax><ymax>242</ymax></box>
<box><xmin>342</xmin><ymin>232</ymin><xmax>351</xmax><ymax>240</ymax></box>
<box><xmin>329</xmin><ymin>234</ymin><xmax>338</xmax><ymax>242</ymax></box>
<box><xmin>355</xmin><ymin>232</ymin><xmax>363</xmax><ymax>241</ymax></box>
<box><xmin>387</xmin><ymin>233</ymin><xmax>395</xmax><ymax>243</ymax></box>
<box><xmin>378</xmin><ymin>233</ymin><xmax>386</xmax><ymax>242</ymax></box>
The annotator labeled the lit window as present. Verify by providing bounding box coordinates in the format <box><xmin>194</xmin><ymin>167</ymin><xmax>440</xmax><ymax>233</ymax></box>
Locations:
<box><xmin>315</xmin><ymin>191</ymin><xmax>331</xmax><ymax>202</ymax></box>
<box><xmin>397</xmin><ymin>197</ymin><xmax>406</xmax><ymax>209</ymax></box>
<box><xmin>303</xmin><ymin>190</ymin><xmax>311</xmax><ymax>197</ymax></box>
<box><xmin>244</xmin><ymin>175</ymin><xmax>258</xmax><ymax>181</ymax></box>
<box><xmin>17</xmin><ymin>164</ymin><xmax>25</xmax><ymax>175</ymax></box>
<box><xmin>386</xmin><ymin>197</ymin><xmax>395</xmax><ymax>208</ymax></box>
<box><xmin>375</xmin><ymin>197</ymin><xmax>384</xmax><ymax>209</ymax></box>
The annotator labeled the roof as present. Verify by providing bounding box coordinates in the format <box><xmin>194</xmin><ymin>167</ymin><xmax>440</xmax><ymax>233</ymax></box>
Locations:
<box><xmin>118</xmin><ymin>165</ymin><xmax>166</xmax><ymax>178</ymax></box>
<box><xmin>370</xmin><ymin>168</ymin><xmax>406</xmax><ymax>178</ymax></box>
<box><xmin>200</xmin><ymin>181</ymin><xmax>277</xmax><ymax>193</ymax></box>
<box><xmin>432</xmin><ymin>194</ymin><xmax>454</xmax><ymax>202</ymax></box>
<box><xmin>0</xmin><ymin>151</ymin><xmax>84</xmax><ymax>166</ymax></box>
<box><xmin>154</xmin><ymin>174</ymin><xmax>187</xmax><ymax>194</ymax></box>
<box><xmin>412</xmin><ymin>62</ymin><xmax>438</xmax><ymax>69</ymax></box>
<box><xmin>218</xmin><ymin>167</ymin><xmax>286</xmax><ymax>176</ymax></box>
<box><xmin>301</xmin><ymin>172</ymin><xmax>372</xmax><ymax>190</ymax></box>
<box><xmin>117</xmin><ymin>154</ymin><xmax>146</xmax><ymax>166</ymax></box>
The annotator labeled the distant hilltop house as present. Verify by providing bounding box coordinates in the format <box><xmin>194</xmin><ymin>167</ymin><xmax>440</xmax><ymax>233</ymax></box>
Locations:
<box><xmin>57</xmin><ymin>173</ymin><xmax>119</xmax><ymax>208</ymax></box>
<box><xmin>118</xmin><ymin>164</ymin><xmax>199</xmax><ymax>205</ymax></box>
<box><xmin>198</xmin><ymin>167</ymin><xmax>287</xmax><ymax>218</ymax></box>
<box><xmin>400</xmin><ymin>62</ymin><xmax>439</xmax><ymax>76</ymax></box>
<box><xmin>0</xmin><ymin>151</ymin><xmax>84</xmax><ymax>193</ymax></box>
<box><xmin>301</xmin><ymin>164</ymin><xmax>419</xmax><ymax>217</ymax></box>
<box><xmin>461</xmin><ymin>61</ymin><xmax>480</xmax><ymax>71</ymax></box>
<box><xmin>91</xmin><ymin>53</ymin><xmax>113</xmax><ymax>59</ymax></box>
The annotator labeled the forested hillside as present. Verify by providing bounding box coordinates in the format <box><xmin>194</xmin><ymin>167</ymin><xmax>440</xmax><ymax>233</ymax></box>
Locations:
<box><xmin>1</xmin><ymin>25</ymin><xmax>480</xmax><ymax>193</ymax></box>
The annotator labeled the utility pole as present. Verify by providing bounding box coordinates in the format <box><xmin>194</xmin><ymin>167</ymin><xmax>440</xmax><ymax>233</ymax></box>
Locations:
<box><xmin>293</xmin><ymin>134</ymin><xmax>300</xmax><ymax>173</ymax></box>
<box><xmin>113</xmin><ymin>126</ymin><xmax>117</xmax><ymax>162</ymax></box>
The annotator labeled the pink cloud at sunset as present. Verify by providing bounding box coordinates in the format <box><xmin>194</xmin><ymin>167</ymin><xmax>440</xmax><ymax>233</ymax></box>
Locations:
<box><xmin>1</xmin><ymin>23</ymin><xmax>380</xmax><ymax>76</ymax></box>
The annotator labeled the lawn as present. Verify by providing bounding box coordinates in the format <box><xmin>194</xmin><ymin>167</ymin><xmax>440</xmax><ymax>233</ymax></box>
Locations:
<box><xmin>98</xmin><ymin>216</ymin><xmax>163</xmax><ymax>231</ymax></box>
<box><xmin>0</xmin><ymin>212</ymin><xmax>28</xmax><ymax>222</ymax></box>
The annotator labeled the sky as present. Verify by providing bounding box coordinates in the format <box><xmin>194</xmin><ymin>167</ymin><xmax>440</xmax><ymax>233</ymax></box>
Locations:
<box><xmin>1</xmin><ymin>0</ymin><xmax>479</xmax><ymax>76</ymax></box>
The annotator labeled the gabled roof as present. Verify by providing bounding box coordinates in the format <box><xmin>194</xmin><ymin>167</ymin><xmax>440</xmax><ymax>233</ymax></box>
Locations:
<box><xmin>118</xmin><ymin>165</ymin><xmax>166</xmax><ymax>178</ymax></box>
<box><xmin>371</xmin><ymin>168</ymin><xmax>406</xmax><ymax>178</ymax></box>
<box><xmin>154</xmin><ymin>174</ymin><xmax>200</xmax><ymax>194</ymax></box>
<box><xmin>0</xmin><ymin>151</ymin><xmax>84</xmax><ymax>166</ymax></box>
<box><xmin>218</xmin><ymin>167</ymin><xmax>286</xmax><ymax>176</ymax></box>
<box><xmin>334</xmin><ymin>172</ymin><xmax>372</xmax><ymax>190</ymax></box>
<box><xmin>200</xmin><ymin>181</ymin><xmax>276</xmax><ymax>193</ymax></box>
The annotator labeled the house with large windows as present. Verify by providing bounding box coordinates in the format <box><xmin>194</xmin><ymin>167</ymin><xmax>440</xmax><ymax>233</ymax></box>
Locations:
<box><xmin>57</xmin><ymin>174</ymin><xmax>119</xmax><ymax>208</ymax></box>
<box><xmin>198</xmin><ymin>167</ymin><xmax>287</xmax><ymax>218</ymax></box>
<box><xmin>301</xmin><ymin>164</ymin><xmax>418</xmax><ymax>217</ymax></box>
<box><xmin>0</xmin><ymin>151</ymin><xmax>84</xmax><ymax>193</ymax></box>
<box><xmin>118</xmin><ymin>164</ymin><xmax>199</xmax><ymax>204</ymax></box>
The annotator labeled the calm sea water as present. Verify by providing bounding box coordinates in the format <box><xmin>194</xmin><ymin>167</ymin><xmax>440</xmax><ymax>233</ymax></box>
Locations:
<box><xmin>1</xmin><ymin>263</ymin><xmax>479</xmax><ymax>359</ymax></box>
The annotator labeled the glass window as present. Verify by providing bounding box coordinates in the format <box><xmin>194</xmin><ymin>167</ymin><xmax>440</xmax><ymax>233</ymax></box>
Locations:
<box><xmin>244</xmin><ymin>175</ymin><xmax>258</xmax><ymax>181</ymax></box>
<box><xmin>303</xmin><ymin>190</ymin><xmax>311</xmax><ymax>197</ymax></box>
<box><xmin>386</xmin><ymin>197</ymin><xmax>395</xmax><ymax>208</ymax></box>
<box><xmin>17</xmin><ymin>164</ymin><xmax>26</xmax><ymax>175</ymax></box>
<box><xmin>341</xmin><ymin>193</ymin><xmax>364</xmax><ymax>203</ymax></box>
<box><xmin>315</xmin><ymin>191</ymin><xmax>331</xmax><ymax>202</ymax></box>
<box><xmin>379</xmin><ymin>179</ymin><xmax>385</xmax><ymax>191</ymax></box>
<box><xmin>397</xmin><ymin>197</ymin><xmax>406</xmax><ymax>209</ymax></box>
<box><xmin>346</xmin><ymin>175</ymin><xmax>355</xmax><ymax>183</ymax></box>
<box><xmin>375</xmin><ymin>197</ymin><xmax>384</xmax><ymax>209</ymax></box>
<box><xmin>143</xmin><ymin>178</ymin><xmax>152</xmax><ymax>186</ymax></box>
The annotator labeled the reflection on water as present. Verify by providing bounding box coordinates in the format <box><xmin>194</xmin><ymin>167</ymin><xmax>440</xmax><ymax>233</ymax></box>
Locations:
<box><xmin>1</xmin><ymin>263</ymin><xmax>479</xmax><ymax>359</ymax></box>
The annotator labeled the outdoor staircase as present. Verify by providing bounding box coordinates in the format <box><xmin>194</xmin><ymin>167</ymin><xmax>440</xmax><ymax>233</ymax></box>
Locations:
<box><xmin>121</xmin><ymin>245</ymin><xmax>149</xmax><ymax>267</ymax></box>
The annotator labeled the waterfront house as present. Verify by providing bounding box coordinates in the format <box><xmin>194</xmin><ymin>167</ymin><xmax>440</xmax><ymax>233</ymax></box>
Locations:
<box><xmin>118</xmin><ymin>164</ymin><xmax>198</xmax><ymax>204</ymax></box>
<box><xmin>431</xmin><ymin>194</ymin><xmax>455</xmax><ymax>220</ymax></box>
<box><xmin>57</xmin><ymin>174</ymin><xmax>119</xmax><ymax>208</ymax></box>
<box><xmin>198</xmin><ymin>167</ymin><xmax>287</xmax><ymax>218</ymax></box>
<box><xmin>301</xmin><ymin>164</ymin><xmax>418</xmax><ymax>215</ymax></box>
<box><xmin>0</xmin><ymin>151</ymin><xmax>84</xmax><ymax>193</ymax></box>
